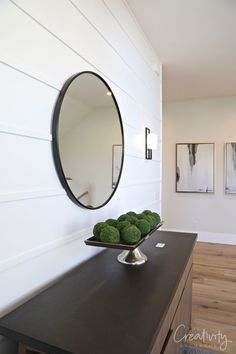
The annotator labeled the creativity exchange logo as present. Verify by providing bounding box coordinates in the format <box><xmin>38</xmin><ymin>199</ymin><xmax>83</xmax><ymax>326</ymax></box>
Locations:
<box><xmin>174</xmin><ymin>324</ymin><xmax>232</xmax><ymax>352</ymax></box>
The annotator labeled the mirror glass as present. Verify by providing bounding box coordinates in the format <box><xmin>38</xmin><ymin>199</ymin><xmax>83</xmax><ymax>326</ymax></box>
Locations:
<box><xmin>52</xmin><ymin>71</ymin><xmax>124</xmax><ymax>209</ymax></box>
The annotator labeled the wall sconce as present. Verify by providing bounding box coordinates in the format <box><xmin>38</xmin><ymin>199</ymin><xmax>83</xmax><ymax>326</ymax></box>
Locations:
<box><xmin>145</xmin><ymin>127</ymin><xmax>157</xmax><ymax>160</ymax></box>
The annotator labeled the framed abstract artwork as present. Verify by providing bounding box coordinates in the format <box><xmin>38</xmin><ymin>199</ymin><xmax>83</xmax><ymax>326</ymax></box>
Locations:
<box><xmin>225</xmin><ymin>142</ymin><xmax>236</xmax><ymax>194</ymax></box>
<box><xmin>176</xmin><ymin>143</ymin><xmax>214</xmax><ymax>193</ymax></box>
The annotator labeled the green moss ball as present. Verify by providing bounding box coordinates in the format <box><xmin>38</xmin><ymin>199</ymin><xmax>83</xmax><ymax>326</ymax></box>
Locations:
<box><xmin>118</xmin><ymin>214</ymin><xmax>138</xmax><ymax>224</ymax></box>
<box><xmin>100</xmin><ymin>226</ymin><xmax>120</xmax><ymax>244</ymax></box>
<box><xmin>116</xmin><ymin>221</ymin><xmax>131</xmax><ymax>232</ymax></box>
<box><xmin>118</xmin><ymin>214</ymin><xmax>128</xmax><ymax>222</ymax></box>
<box><xmin>142</xmin><ymin>215</ymin><xmax>157</xmax><ymax>230</ymax></box>
<box><xmin>126</xmin><ymin>211</ymin><xmax>137</xmax><ymax>217</ymax></box>
<box><xmin>136</xmin><ymin>213</ymin><xmax>145</xmax><ymax>219</ymax></box>
<box><xmin>93</xmin><ymin>222</ymin><xmax>107</xmax><ymax>241</ymax></box>
<box><xmin>152</xmin><ymin>212</ymin><xmax>161</xmax><ymax>224</ymax></box>
<box><xmin>126</xmin><ymin>215</ymin><xmax>138</xmax><ymax>224</ymax></box>
<box><xmin>120</xmin><ymin>225</ymin><xmax>141</xmax><ymax>245</ymax></box>
<box><xmin>106</xmin><ymin>218</ymin><xmax>118</xmax><ymax>228</ymax></box>
<box><xmin>142</xmin><ymin>209</ymin><xmax>153</xmax><ymax>216</ymax></box>
<box><xmin>135</xmin><ymin>219</ymin><xmax>151</xmax><ymax>237</ymax></box>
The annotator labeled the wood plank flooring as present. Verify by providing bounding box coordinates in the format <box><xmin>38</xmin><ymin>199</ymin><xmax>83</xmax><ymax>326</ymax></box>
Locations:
<box><xmin>187</xmin><ymin>242</ymin><xmax>236</xmax><ymax>354</ymax></box>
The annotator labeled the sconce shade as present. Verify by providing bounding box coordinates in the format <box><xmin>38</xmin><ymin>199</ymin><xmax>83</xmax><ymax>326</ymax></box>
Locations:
<box><xmin>145</xmin><ymin>128</ymin><xmax>157</xmax><ymax>160</ymax></box>
<box><xmin>147</xmin><ymin>133</ymin><xmax>158</xmax><ymax>150</ymax></box>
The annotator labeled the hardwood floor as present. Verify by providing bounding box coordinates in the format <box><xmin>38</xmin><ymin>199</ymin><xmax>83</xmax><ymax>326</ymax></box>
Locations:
<box><xmin>187</xmin><ymin>242</ymin><xmax>236</xmax><ymax>354</ymax></box>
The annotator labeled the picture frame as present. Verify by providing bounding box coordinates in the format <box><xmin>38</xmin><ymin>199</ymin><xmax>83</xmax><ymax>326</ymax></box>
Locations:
<box><xmin>112</xmin><ymin>144</ymin><xmax>122</xmax><ymax>189</ymax></box>
<box><xmin>225</xmin><ymin>142</ymin><xmax>236</xmax><ymax>194</ymax></box>
<box><xmin>176</xmin><ymin>143</ymin><xmax>214</xmax><ymax>193</ymax></box>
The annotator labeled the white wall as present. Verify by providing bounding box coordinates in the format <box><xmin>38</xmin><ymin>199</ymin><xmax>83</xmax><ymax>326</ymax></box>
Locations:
<box><xmin>0</xmin><ymin>0</ymin><xmax>162</xmax><ymax>325</ymax></box>
<box><xmin>163</xmin><ymin>96</ymin><xmax>236</xmax><ymax>244</ymax></box>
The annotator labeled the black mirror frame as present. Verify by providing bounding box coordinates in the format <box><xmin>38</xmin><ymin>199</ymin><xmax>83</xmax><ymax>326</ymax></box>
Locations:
<box><xmin>52</xmin><ymin>71</ymin><xmax>124</xmax><ymax>210</ymax></box>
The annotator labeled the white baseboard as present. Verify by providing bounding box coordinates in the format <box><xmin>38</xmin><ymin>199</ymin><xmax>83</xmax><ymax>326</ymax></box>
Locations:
<box><xmin>161</xmin><ymin>227</ymin><xmax>236</xmax><ymax>245</ymax></box>
<box><xmin>197</xmin><ymin>231</ymin><xmax>236</xmax><ymax>245</ymax></box>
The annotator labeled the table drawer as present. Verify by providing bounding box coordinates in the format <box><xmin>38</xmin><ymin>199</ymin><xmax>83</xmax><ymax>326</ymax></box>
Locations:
<box><xmin>151</xmin><ymin>254</ymin><xmax>192</xmax><ymax>354</ymax></box>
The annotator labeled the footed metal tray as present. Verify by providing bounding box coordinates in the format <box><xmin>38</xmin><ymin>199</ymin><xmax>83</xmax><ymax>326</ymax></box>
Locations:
<box><xmin>85</xmin><ymin>221</ymin><xmax>163</xmax><ymax>266</ymax></box>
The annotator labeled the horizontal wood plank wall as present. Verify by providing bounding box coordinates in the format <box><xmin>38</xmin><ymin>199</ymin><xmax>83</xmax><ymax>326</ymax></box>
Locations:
<box><xmin>189</xmin><ymin>242</ymin><xmax>236</xmax><ymax>354</ymax></box>
<box><xmin>0</xmin><ymin>0</ymin><xmax>162</xmax><ymax>317</ymax></box>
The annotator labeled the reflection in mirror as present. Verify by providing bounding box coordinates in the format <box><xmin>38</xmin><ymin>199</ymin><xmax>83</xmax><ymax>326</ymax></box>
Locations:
<box><xmin>52</xmin><ymin>72</ymin><xmax>124</xmax><ymax>209</ymax></box>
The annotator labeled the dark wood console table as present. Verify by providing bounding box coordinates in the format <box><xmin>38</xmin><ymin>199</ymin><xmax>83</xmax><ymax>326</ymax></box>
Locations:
<box><xmin>0</xmin><ymin>231</ymin><xmax>197</xmax><ymax>354</ymax></box>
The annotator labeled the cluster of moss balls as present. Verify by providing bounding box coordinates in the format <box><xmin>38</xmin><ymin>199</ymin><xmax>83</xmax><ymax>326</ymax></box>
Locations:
<box><xmin>93</xmin><ymin>210</ymin><xmax>161</xmax><ymax>245</ymax></box>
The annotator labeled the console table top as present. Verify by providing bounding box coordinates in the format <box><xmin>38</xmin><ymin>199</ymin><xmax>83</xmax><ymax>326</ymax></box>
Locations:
<box><xmin>0</xmin><ymin>231</ymin><xmax>197</xmax><ymax>354</ymax></box>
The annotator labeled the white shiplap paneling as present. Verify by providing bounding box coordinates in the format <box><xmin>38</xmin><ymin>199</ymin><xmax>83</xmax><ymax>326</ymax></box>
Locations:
<box><xmin>8</xmin><ymin>0</ymin><xmax>160</xmax><ymax>116</ymax></box>
<box><xmin>0</xmin><ymin>133</ymin><xmax>60</xmax><ymax>193</ymax></box>
<box><xmin>0</xmin><ymin>233</ymin><xmax>100</xmax><ymax>317</ymax></box>
<box><xmin>0</xmin><ymin>226</ymin><xmax>91</xmax><ymax>274</ymax></box>
<box><xmin>0</xmin><ymin>188</ymin><xmax>65</xmax><ymax>204</ymax></box>
<box><xmin>0</xmin><ymin>62</ymin><xmax>58</xmax><ymax>134</ymax></box>
<box><xmin>0</xmin><ymin>123</ymin><xmax>51</xmax><ymax>141</ymax></box>
<box><xmin>104</xmin><ymin>0</ymin><xmax>160</xmax><ymax>73</ymax></box>
<box><xmin>122</xmin><ymin>155</ymin><xmax>161</xmax><ymax>182</ymax></box>
<box><xmin>68</xmin><ymin>0</ymin><xmax>160</xmax><ymax>95</ymax></box>
<box><xmin>0</xmin><ymin>1</ymin><xmax>93</xmax><ymax>89</ymax></box>
<box><xmin>0</xmin><ymin>0</ymin><xmax>162</xmax><ymax>316</ymax></box>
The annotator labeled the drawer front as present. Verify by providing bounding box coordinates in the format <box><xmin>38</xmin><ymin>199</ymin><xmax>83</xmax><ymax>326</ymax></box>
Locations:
<box><xmin>161</xmin><ymin>268</ymin><xmax>192</xmax><ymax>354</ymax></box>
<box><xmin>151</xmin><ymin>254</ymin><xmax>192</xmax><ymax>354</ymax></box>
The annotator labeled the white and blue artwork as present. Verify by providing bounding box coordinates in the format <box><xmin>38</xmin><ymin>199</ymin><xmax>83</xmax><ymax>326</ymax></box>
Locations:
<box><xmin>176</xmin><ymin>143</ymin><xmax>214</xmax><ymax>193</ymax></box>
<box><xmin>225</xmin><ymin>143</ymin><xmax>236</xmax><ymax>194</ymax></box>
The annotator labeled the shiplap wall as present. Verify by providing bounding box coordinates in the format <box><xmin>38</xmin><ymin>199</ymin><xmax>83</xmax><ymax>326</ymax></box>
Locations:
<box><xmin>0</xmin><ymin>0</ymin><xmax>162</xmax><ymax>320</ymax></box>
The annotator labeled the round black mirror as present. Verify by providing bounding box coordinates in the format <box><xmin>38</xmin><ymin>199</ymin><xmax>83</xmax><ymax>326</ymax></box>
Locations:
<box><xmin>52</xmin><ymin>71</ymin><xmax>124</xmax><ymax>209</ymax></box>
